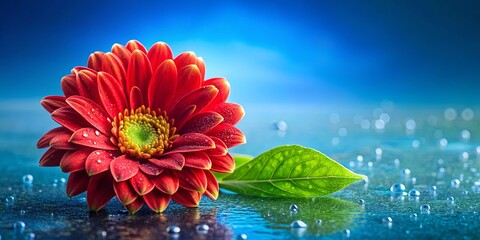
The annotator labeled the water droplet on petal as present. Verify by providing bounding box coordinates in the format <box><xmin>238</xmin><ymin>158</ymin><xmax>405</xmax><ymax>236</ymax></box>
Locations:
<box><xmin>22</xmin><ymin>174</ymin><xmax>33</xmax><ymax>184</ymax></box>
<box><xmin>290</xmin><ymin>220</ymin><xmax>307</xmax><ymax>228</ymax></box>
<box><xmin>97</xmin><ymin>159</ymin><xmax>102</xmax><ymax>164</ymax></box>
<box><xmin>5</xmin><ymin>196</ymin><xmax>14</xmax><ymax>204</ymax></box>
<box><xmin>13</xmin><ymin>221</ymin><xmax>25</xmax><ymax>232</ymax></box>
<box><xmin>289</xmin><ymin>204</ymin><xmax>299</xmax><ymax>213</ymax></box>
<box><xmin>83</xmin><ymin>132</ymin><xmax>88</xmax><ymax>137</ymax></box>
<box><xmin>95</xmin><ymin>130</ymin><xmax>100</xmax><ymax>136</ymax></box>
<box><xmin>93</xmin><ymin>141</ymin><xmax>97</xmax><ymax>145</ymax></box>
<box><xmin>390</xmin><ymin>183</ymin><xmax>406</xmax><ymax>194</ymax></box>
<box><xmin>195</xmin><ymin>224</ymin><xmax>209</xmax><ymax>234</ymax></box>
<box><xmin>166</xmin><ymin>226</ymin><xmax>180</xmax><ymax>234</ymax></box>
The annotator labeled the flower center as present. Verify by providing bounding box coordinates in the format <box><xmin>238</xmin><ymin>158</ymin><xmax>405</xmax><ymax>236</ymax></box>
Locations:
<box><xmin>112</xmin><ymin>106</ymin><xmax>177</xmax><ymax>159</ymax></box>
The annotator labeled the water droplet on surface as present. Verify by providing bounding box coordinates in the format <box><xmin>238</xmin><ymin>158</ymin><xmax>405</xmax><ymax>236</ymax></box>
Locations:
<box><xmin>382</xmin><ymin>217</ymin><xmax>393</xmax><ymax>223</ymax></box>
<box><xmin>343</xmin><ymin>229</ymin><xmax>351</xmax><ymax>237</ymax></box>
<box><xmin>60</xmin><ymin>178</ymin><xmax>66</xmax><ymax>184</ymax></box>
<box><xmin>358</xmin><ymin>199</ymin><xmax>365</xmax><ymax>205</ymax></box>
<box><xmin>420</xmin><ymin>204</ymin><xmax>431</xmax><ymax>213</ymax></box>
<box><xmin>25</xmin><ymin>233</ymin><xmax>35</xmax><ymax>239</ymax></box>
<box><xmin>289</xmin><ymin>204</ymin><xmax>299</xmax><ymax>213</ymax></box>
<box><xmin>274</xmin><ymin>120</ymin><xmax>288</xmax><ymax>132</ymax></box>
<box><xmin>20</xmin><ymin>210</ymin><xmax>26</xmax><ymax>215</ymax></box>
<box><xmin>461</xmin><ymin>130</ymin><xmax>471</xmax><ymax>141</ymax></box>
<box><xmin>451</xmin><ymin>179</ymin><xmax>461</xmax><ymax>188</ymax></box>
<box><xmin>195</xmin><ymin>224</ymin><xmax>209</xmax><ymax>234</ymax></box>
<box><xmin>403</xmin><ymin>168</ymin><xmax>411</xmax><ymax>175</ymax></box>
<box><xmin>166</xmin><ymin>226</ymin><xmax>181</xmax><ymax>234</ymax></box>
<box><xmin>439</xmin><ymin>138</ymin><xmax>448</xmax><ymax>148</ymax></box>
<box><xmin>93</xmin><ymin>141</ymin><xmax>97</xmax><ymax>145</ymax></box>
<box><xmin>410</xmin><ymin>213</ymin><xmax>417</xmax><ymax>219</ymax></box>
<box><xmin>459</xmin><ymin>152</ymin><xmax>469</xmax><ymax>161</ymax></box>
<box><xmin>237</xmin><ymin>233</ymin><xmax>248</xmax><ymax>240</ymax></box>
<box><xmin>447</xmin><ymin>196</ymin><xmax>455</xmax><ymax>204</ymax></box>
<box><xmin>290</xmin><ymin>220</ymin><xmax>307</xmax><ymax>228</ymax></box>
<box><xmin>13</xmin><ymin>221</ymin><xmax>25</xmax><ymax>232</ymax></box>
<box><xmin>22</xmin><ymin>174</ymin><xmax>33</xmax><ymax>184</ymax></box>
<box><xmin>390</xmin><ymin>183</ymin><xmax>406</xmax><ymax>194</ymax></box>
<box><xmin>5</xmin><ymin>196</ymin><xmax>14</xmax><ymax>204</ymax></box>
<box><xmin>462</xmin><ymin>190</ymin><xmax>469</xmax><ymax>195</ymax></box>
<box><xmin>97</xmin><ymin>159</ymin><xmax>102</xmax><ymax>164</ymax></box>
<box><xmin>357</xmin><ymin>155</ymin><xmax>364</xmax><ymax>162</ymax></box>
<box><xmin>82</xmin><ymin>132</ymin><xmax>88</xmax><ymax>137</ymax></box>
<box><xmin>316</xmin><ymin>219</ymin><xmax>323</xmax><ymax>224</ymax></box>
<box><xmin>394</xmin><ymin>159</ymin><xmax>400</xmax><ymax>167</ymax></box>
<box><xmin>97</xmin><ymin>230</ymin><xmax>107</xmax><ymax>238</ymax></box>
<box><xmin>412</xmin><ymin>140</ymin><xmax>420</xmax><ymax>148</ymax></box>
<box><xmin>408</xmin><ymin>189</ymin><xmax>420</xmax><ymax>196</ymax></box>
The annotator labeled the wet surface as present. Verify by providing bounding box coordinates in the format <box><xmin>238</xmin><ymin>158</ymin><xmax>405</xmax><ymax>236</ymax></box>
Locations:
<box><xmin>1</xmin><ymin>102</ymin><xmax>480</xmax><ymax>239</ymax></box>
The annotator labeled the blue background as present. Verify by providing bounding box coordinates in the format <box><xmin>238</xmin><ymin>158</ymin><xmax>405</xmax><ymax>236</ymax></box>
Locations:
<box><xmin>1</xmin><ymin>0</ymin><xmax>479</xmax><ymax>106</ymax></box>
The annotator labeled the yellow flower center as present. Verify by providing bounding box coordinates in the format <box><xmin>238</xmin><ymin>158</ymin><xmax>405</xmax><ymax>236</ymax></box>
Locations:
<box><xmin>112</xmin><ymin>106</ymin><xmax>177</xmax><ymax>159</ymax></box>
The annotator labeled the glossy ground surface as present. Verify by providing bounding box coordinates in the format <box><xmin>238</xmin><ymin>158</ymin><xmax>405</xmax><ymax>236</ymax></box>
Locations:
<box><xmin>1</xmin><ymin>102</ymin><xmax>479</xmax><ymax>239</ymax></box>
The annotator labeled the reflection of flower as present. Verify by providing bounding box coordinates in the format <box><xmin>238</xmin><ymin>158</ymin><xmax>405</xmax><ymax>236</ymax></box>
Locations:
<box><xmin>38</xmin><ymin>40</ymin><xmax>245</xmax><ymax>213</ymax></box>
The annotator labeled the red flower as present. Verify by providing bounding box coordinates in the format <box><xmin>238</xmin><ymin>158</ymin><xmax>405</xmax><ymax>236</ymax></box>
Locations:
<box><xmin>38</xmin><ymin>40</ymin><xmax>245</xmax><ymax>213</ymax></box>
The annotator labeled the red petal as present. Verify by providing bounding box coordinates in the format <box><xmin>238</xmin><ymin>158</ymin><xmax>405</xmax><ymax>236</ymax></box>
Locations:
<box><xmin>129</xmin><ymin>86</ymin><xmax>143</xmax><ymax>110</ymax></box>
<box><xmin>88</xmin><ymin>51</ymin><xmax>104</xmax><ymax>71</ymax></box>
<box><xmin>51</xmin><ymin>107</ymin><xmax>91</xmax><ymax>132</ymax></box>
<box><xmin>125</xmin><ymin>197</ymin><xmax>144</xmax><ymax>214</ymax></box>
<box><xmin>41</xmin><ymin>96</ymin><xmax>67</xmax><ymax>113</ymax></box>
<box><xmin>85</xmin><ymin>150</ymin><xmax>116</xmax><ymax>176</ymax></box>
<box><xmin>61</xmin><ymin>74</ymin><xmax>79</xmax><ymax>97</ymax></box>
<box><xmin>38</xmin><ymin>127</ymin><xmax>68</xmax><ymax>148</ymax></box>
<box><xmin>183</xmin><ymin>152</ymin><xmax>212</xmax><ymax>170</ymax></box>
<box><xmin>112</xmin><ymin>43</ymin><xmax>132</xmax><ymax>69</ymax></box>
<box><xmin>210</xmin><ymin>153</ymin><xmax>235</xmax><ymax>173</ymax></box>
<box><xmin>171</xmin><ymin>188</ymin><xmax>202</xmax><ymax>207</ymax></box>
<box><xmin>214</xmin><ymin>102</ymin><xmax>245</xmax><ymax>125</ymax></box>
<box><xmin>101</xmin><ymin>53</ymin><xmax>127</xmax><ymax>96</ymax></box>
<box><xmin>126</xmin><ymin>40</ymin><xmax>147</xmax><ymax>54</ymax></box>
<box><xmin>148</xmin><ymin>59</ymin><xmax>177</xmax><ymax>111</ymax></box>
<box><xmin>113</xmin><ymin>180</ymin><xmax>138</xmax><ymax>205</ymax></box>
<box><xmin>206</xmin><ymin>123</ymin><xmax>246</xmax><ymax>148</ymax></box>
<box><xmin>148</xmin><ymin>153</ymin><xmax>185</xmax><ymax>171</ymax></box>
<box><xmin>152</xmin><ymin>170</ymin><xmax>179</xmax><ymax>195</ymax></box>
<box><xmin>205</xmin><ymin>137</ymin><xmax>228</xmax><ymax>156</ymax></box>
<box><xmin>178</xmin><ymin>167</ymin><xmax>207</xmax><ymax>193</ymax></box>
<box><xmin>179</xmin><ymin>111</ymin><xmax>224</xmax><ymax>134</ymax></box>
<box><xmin>139</xmin><ymin>161</ymin><xmax>164</xmax><ymax>176</ymax></box>
<box><xmin>170</xmin><ymin>105</ymin><xmax>196</xmax><ymax>130</ymax></box>
<box><xmin>66</xmin><ymin>170</ymin><xmax>90</xmax><ymax>197</ymax></box>
<box><xmin>126</xmin><ymin>50</ymin><xmax>152</xmax><ymax>100</ymax></box>
<box><xmin>173</xmin><ymin>51</ymin><xmax>196</xmax><ymax>71</ymax></box>
<box><xmin>147</xmin><ymin>42</ymin><xmax>173</xmax><ymax>71</ymax></box>
<box><xmin>170</xmin><ymin>85</ymin><xmax>218</xmax><ymax>121</ymax></box>
<box><xmin>60</xmin><ymin>149</ymin><xmax>91</xmax><ymax>173</ymax></box>
<box><xmin>87</xmin><ymin>172</ymin><xmax>115</xmax><ymax>211</ymax></box>
<box><xmin>110</xmin><ymin>155</ymin><xmax>140</xmax><ymax>182</ymax></box>
<box><xmin>204</xmin><ymin>170</ymin><xmax>219</xmax><ymax>200</ymax></box>
<box><xmin>50</xmin><ymin>131</ymin><xmax>77</xmax><ymax>150</ymax></box>
<box><xmin>66</xmin><ymin>96</ymin><xmax>111</xmax><ymax>135</ymax></box>
<box><xmin>169</xmin><ymin>133</ymin><xmax>215</xmax><ymax>154</ymax></box>
<box><xmin>203</xmin><ymin>78</ymin><xmax>231</xmax><ymax>108</ymax></box>
<box><xmin>130</xmin><ymin>171</ymin><xmax>155</xmax><ymax>196</ymax></box>
<box><xmin>195</xmin><ymin>57</ymin><xmax>206</xmax><ymax>80</ymax></box>
<box><xmin>70</xmin><ymin>127</ymin><xmax>117</xmax><ymax>150</ymax></box>
<box><xmin>143</xmin><ymin>189</ymin><xmax>171</xmax><ymax>213</ymax></box>
<box><xmin>76</xmin><ymin>70</ymin><xmax>100</xmax><ymax>102</ymax></box>
<box><xmin>97</xmin><ymin>71</ymin><xmax>128</xmax><ymax>119</ymax></box>
<box><xmin>39</xmin><ymin>148</ymin><xmax>67</xmax><ymax>166</ymax></box>
<box><xmin>175</xmin><ymin>64</ymin><xmax>202</xmax><ymax>102</ymax></box>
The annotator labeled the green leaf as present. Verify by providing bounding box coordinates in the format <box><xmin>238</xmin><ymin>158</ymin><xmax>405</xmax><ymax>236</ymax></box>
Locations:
<box><xmin>218</xmin><ymin>145</ymin><xmax>367</xmax><ymax>198</ymax></box>
<box><xmin>213</xmin><ymin>154</ymin><xmax>254</xmax><ymax>180</ymax></box>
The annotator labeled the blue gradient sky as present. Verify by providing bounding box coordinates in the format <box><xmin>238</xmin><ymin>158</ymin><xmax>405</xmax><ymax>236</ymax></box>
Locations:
<box><xmin>1</xmin><ymin>0</ymin><xmax>479</xmax><ymax>106</ymax></box>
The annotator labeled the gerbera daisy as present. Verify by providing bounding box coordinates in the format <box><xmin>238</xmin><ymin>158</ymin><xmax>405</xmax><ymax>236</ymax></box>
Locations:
<box><xmin>37</xmin><ymin>40</ymin><xmax>245</xmax><ymax>213</ymax></box>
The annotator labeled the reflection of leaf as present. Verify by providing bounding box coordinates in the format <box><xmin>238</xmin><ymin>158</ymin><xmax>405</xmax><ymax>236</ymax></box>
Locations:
<box><xmin>219</xmin><ymin>145</ymin><xmax>367</xmax><ymax>197</ymax></box>
<box><xmin>221</xmin><ymin>194</ymin><xmax>362</xmax><ymax>236</ymax></box>
<box><xmin>214</xmin><ymin>154</ymin><xmax>254</xmax><ymax>180</ymax></box>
